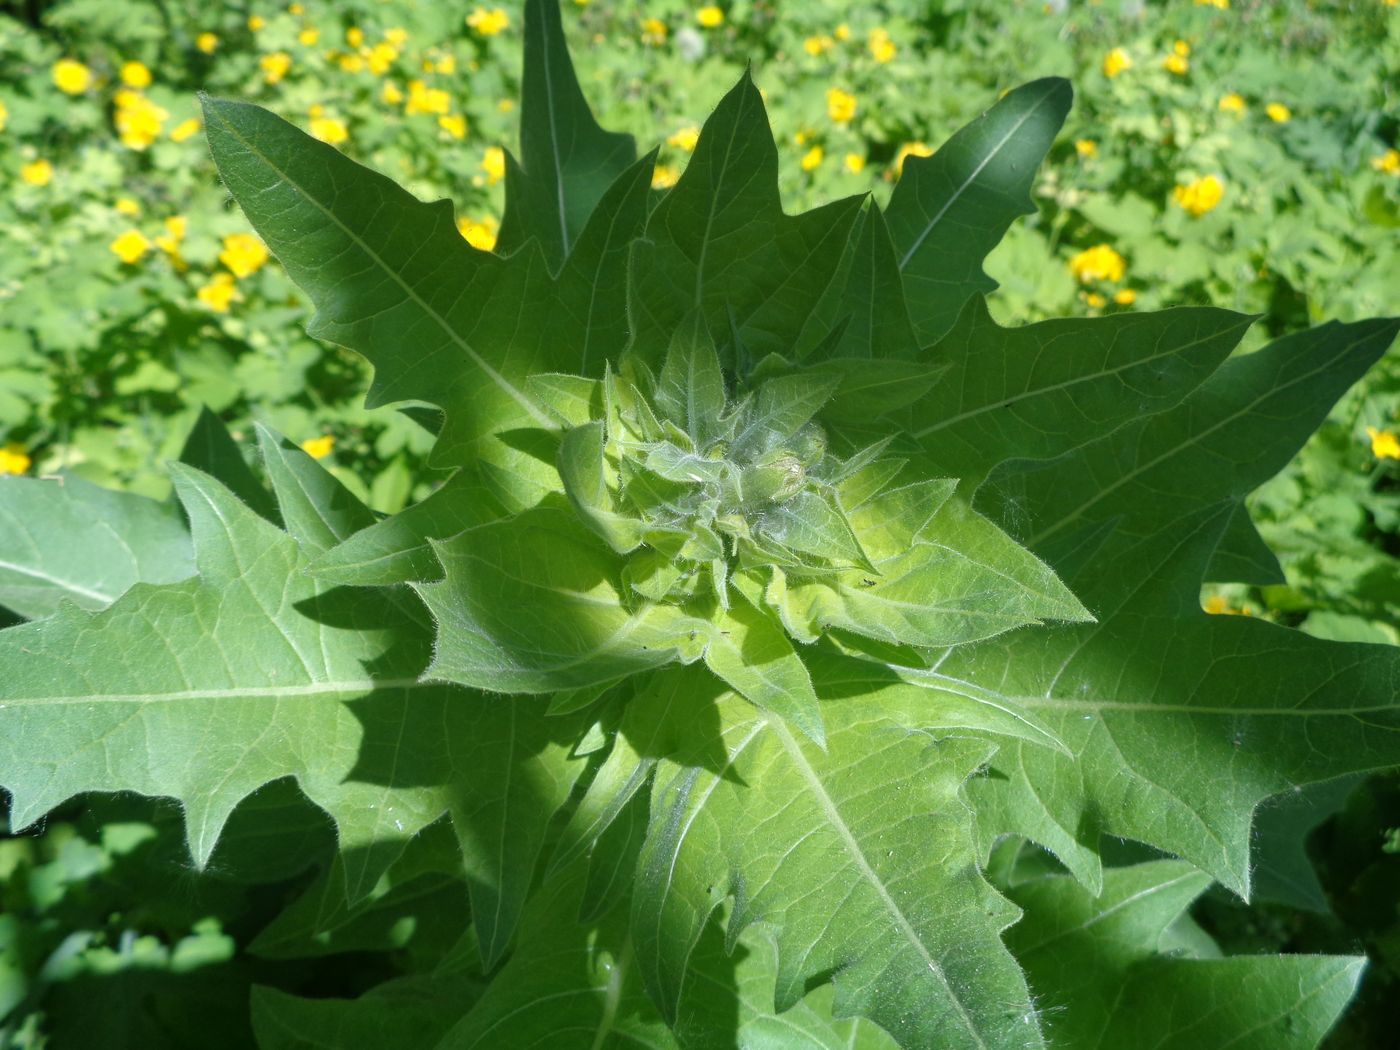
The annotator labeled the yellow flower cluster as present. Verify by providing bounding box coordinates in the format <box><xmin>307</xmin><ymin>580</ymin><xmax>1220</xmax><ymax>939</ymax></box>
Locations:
<box><xmin>467</xmin><ymin>7</ymin><xmax>510</xmax><ymax>36</ymax></box>
<box><xmin>310</xmin><ymin>115</ymin><xmax>349</xmax><ymax>145</ymax></box>
<box><xmin>114</xmin><ymin>89</ymin><xmax>169</xmax><ymax>150</ymax></box>
<box><xmin>457</xmin><ymin>215</ymin><xmax>499</xmax><ymax>252</ymax></box>
<box><xmin>155</xmin><ymin>215</ymin><xmax>187</xmax><ymax>262</ymax></box>
<box><xmin>1366</xmin><ymin>426</ymin><xmax>1400</xmax><ymax>460</ymax></box>
<box><xmin>1173</xmin><ymin>174</ymin><xmax>1224</xmax><ymax>216</ymax></box>
<box><xmin>1068</xmin><ymin>244</ymin><xmax>1126</xmax><ymax>284</ymax></box>
<box><xmin>110</xmin><ymin>229</ymin><xmax>151</xmax><ymax>264</ymax></box>
<box><xmin>892</xmin><ymin>141</ymin><xmax>933</xmax><ymax>178</ymax></box>
<box><xmin>220</xmin><ymin>232</ymin><xmax>270</xmax><ymax>278</ymax></box>
<box><xmin>300</xmin><ymin>435</ymin><xmax>336</xmax><ymax>460</ymax></box>
<box><xmin>803</xmin><ymin>35</ymin><xmax>834</xmax><ymax>57</ymax></box>
<box><xmin>868</xmin><ymin>27</ymin><xmax>896</xmax><ymax>63</ymax></box>
<box><xmin>666</xmin><ymin>127</ymin><xmax>700</xmax><ymax>152</ymax></box>
<box><xmin>21</xmin><ymin>159</ymin><xmax>54</xmax><ymax>187</ymax></box>
<box><xmin>641</xmin><ymin>17</ymin><xmax>668</xmax><ymax>45</ymax></box>
<box><xmin>198</xmin><ymin>272</ymin><xmax>239</xmax><ymax>313</ymax></box>
<box><xmin>1374</xmin><ymin>149</ymin><xmax>1400</xmax><ymax>175</ymax></box>
<box><xmin>652</xmin><ymin>164</ymin><xmax>680</xmax><ymax>189</ymax></box>
<box><xmin>826</xmin><ymin>87</ymin><xmax>856</xmax><ymax>123</ymax></box>
<box><xmin>260</xmin><ymin>51</ymin><xmax>292</xmax><ymax>84</ymax></box>
<box><xmin>0</xmin><ymin>443</ymin><xmax>32</xmax><ymax>476</ymax></box>
<box><xmin>405</xmin><ymin>80</ymin><xmax>451</xmax><ymax>116</ymax></box>
<box><xmin>52</xmin><ymin>58</ymin><xmax>92</xmax><ymax>94</ymax></box>
<box><xmin>1103</xmin><ymin>47</ymin><xmax>1132</xmax><ymax>78</ymax></box>
<box><xmin>696</xmin><ymin>6</ymin><xmax>724</xmax><ymax>28</ymax></box>
<box><xmin>439</xmin><ymin>113</ymin><xmax>467</xmax><ymax>140</ymax></box>
<box><xmin>482</xmin><ymin>146</ymin><xmax>506</xmax><ymax>183</ymax></box>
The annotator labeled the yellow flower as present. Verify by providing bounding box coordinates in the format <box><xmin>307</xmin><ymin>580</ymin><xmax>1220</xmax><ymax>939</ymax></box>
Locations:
<box><xmin>289</xmin><ymin>3</ymin><xmax>304</xmax><ymax>14</ymax></box>
<box><xmin>800</xmin><ymin>145</ymin><xmax>824</xmax><ymax>172</ymax></box>
<box><xmin>260</xmin><ymin>51</ymin><xmax>292</xmax><ymax>84</ymax></box>
<box><xmin>431</xmin><ymin>51</ymin><xmax>453</xmax><ymax>75</ymax></box>
<box><xmin>482</xmin><ymin>145</ymin><xmax>506</xmax><ymax>184</ymax></box>
<box><xmin>1163</xmin><ymin>53</ymin><xmax>1189</xmax><ymax>75</ymax></box>
<box><xmin>298</xmin><ymin>27</ymin><xmax>320</xmax><ymax>47</ymax></box>
<box><xmin>1173</xmin><ymin>174</ymin><xmax>1224</xmax><ymax>217</ymax></box>
<box><xmin>155</xmin><ymin>215</ymin><xmax>187</xmax><ymax>257</ymax></box>
<box><xmin>1218</xmin><ymin>92</ymin><xmax>1246</xmax><ymax>114</ymax></box>
<box><xmin>696</xmin><ymin>6</ymin><xmax>724</xmax><ymax>29</ymax></box>
<box><xmin>300</xmin><ymin>435</ymin><xmax>336</xmax><ymax>459</ymax></box>
<box><xmin>1084</xmin><ymin>291</ymin><xmax>1107</xmax><ymax>309</ymax></box>
<box><xmin>1113</xmin><ymin>288</ymin><xmax>1138</xmax><ymax>306</ymax></box>
<box><xmin>1102</xmin><ymin>47</ymin><xmax>1132</xmax><ymax>78</ymax></box>
<box><xmin>310</xmin><ymin>116</ymin><xmax>349</xmax><ymax>144</ymax></box>
<box><xmin>1068</xmin><ymin>243</ymin><xmax>1126</xmax><ymax>283</ymax></box>
<box><xmin>1370</xmin><ymin>149</ymin><xmax>1400</xmax><ymax>175</ymax></box>
<box><xmin>114</xmin><ymin>92</ymin><xmax>168</xmax><ymax>150</ymax></box>
<box><xmin>868</xmin><ymin>27</ymin><xmax>896</xmax><ymax>64</ymax></box>
<box><xmin>892</xmin><ymin>141</ymin><xmax>933</xmax><ymax>178</ymax></box>
<box><xmin>115</xmin><ymin>197</ymin><xmax>141</xmax><ymax>216</ymax></box>
<box><xmin>1173</xmin><ymin>40</ymin><xmax>1191</xmax><ymax>57</ymax></box>
<box><xmin>339</xmin><ymin>53</ymin><xmax>365</xmax><ymax>74</ymax></box>
<box><xmin>110</xmin><ymin>229</ymin><xmax>151</xmax><ymax>264</ymax></box>
<box><xmin>826</xmin><ymin>87</ymin><xmax>857</xmax><ymax>123</ymax></box>
<box><xmin>641</xmin><ymin>17</ymin><xmax>668</xmax><ymax>45</ymax></box>
<box><xmin>0</xmin><ymin>443</ymin><xmax>32</xmax><ymax>476</ymax></box>
<box><xmin>835</xmin><ymin>24</ymin><xmax>851</xmax><ymax>42</ymax></box>
<box><xmin>1075</xmin><ymin>139</ymin><xmax>1097</xmax><ymax>158</ymax></box>
<box><xmin>803</xmin><ymin>36</ymin><xmax>833</xmax><ymax>57</ymax></box>
<box><xmin>467</xmin><ymin>7</ymin><xmax>510</xmax><ymax>36</ymax></box>
<box><xmin>219</xmin><ymin>232</ymin><xmax>269</xmax><ymax>278</ymax></box>
<box><xmin>1195</xmin><ymin>0</ymin><xmax>1229</xmax><ymax>8</ymax></box>
<box><xmin>247</xmin><ymin>15</ymin><xmax>266</xmax><ymax>31</ymax></box>
<box><xmin>439</xmin><ymin>113</ymin><xmax>467</xmax><ymax>139</ymax></box>
<box><xmin>385</xmin><ymin>27</ymin><xmax>409</xmax><ymax>47</ymax></box>
<box><xmin>1265</xmin><ymin>102</ymin><xmax>1291</xmax><ymax>123</ymax></box>
<box><xmin>20</xmin><ymin>159</ymin><xmax>54</xmax><ymax>186</ymax></box>
<box><xmin>197</xmin><ymin>272</ymin><xmax>239</xmax><ymax>312</ymax></box>
<box><xmin>1366</xmin><ymin>426</ymin><xmax>1400</xmax><ymax>460</ymax></box>
<box><xmin>121</xmin><ymin>60</ymin><xmax>153</xmax><ymax>88</ymax></box>
<box><xmin>170</xmin><ymin>117</ymin><xmax>201</xmax><ymax>142</ymax></box>
<box><xmin>843</xmin><ymin>152</ymin><xmax>865</xmax><ymax>174</ymax></box>
<box><xmin>0</xmin><ymin>100</ymin><xmax>7</xmax><ymax>133</ymax></box>
<box><xmin>498</xmin><ymin>98</ymin><xmax>515</xmax><ymax>113</ymax></box>
<box><xmin>405</xmin><ymin>80</ymin><xmax>450</xmax><ymax>115</ymax></box>
<box><xmin>382</xmin><ymin>82</ymin><xmax>405</xmax><ymax>105</ymax></box>
<box><xmin>652</xmin><ymin>164</ymin><xmax>680</xmax><ymax>189</ymax></box>
<box><xmin>346</xmin><ymin>26</ymin><xmax>365</xmax><ymax>49</ymax></box>
<box><xmin>52</xmin><ymin>59</ymin><xmax>93</xmax><ymax>94</ymax></box>
<box><xmin>196</xmin><ymin>32</ymin><xmax>219</xmax><ymax>54</ymax></box>
<box><xmin>308</xmin><ymin>104</ymin><xmax>325</xmax><ymax>119</ymax></box>
<box><xmin>457</xmin><ymin>216</ymin><xmax>498</xmax><ymax>251</ymax></box>
<box><xmin>1203</xmin><ymin>594</ymin><xmax>1231</xmax><ymax>614</ymax></box>
<box><xmin>667</xmin><ymin>126</ymin><xmax>700</xmax><ymax>152</ymax></box>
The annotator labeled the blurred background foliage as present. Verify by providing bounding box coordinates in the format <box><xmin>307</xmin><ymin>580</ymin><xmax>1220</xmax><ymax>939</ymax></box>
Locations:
<box><xmin>1</xmin><ymin>0</ymin><xmax>1399</xmax><ymax>1046</ymax></box>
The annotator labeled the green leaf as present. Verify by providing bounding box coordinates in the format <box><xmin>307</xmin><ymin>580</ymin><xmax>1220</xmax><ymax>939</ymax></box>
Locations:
<box><xmin>632</xmin><ymin>688</ymin><xmax>1040</xmax><ymax>1049</ymax></box>
<box><xmin>1005</xmin><ymin>860</ymin><xmax>1363</xmax><ymax>1049</ymax></box>
<box><xmin>762</xmin><ymin>494</ymin><xmax>1091</xmax><ymax>649</ymax></box>
<box><xmin>180</xmin><ymin>406</ymin><xmax>281</xmax><ymax>526</ymax></box>
<box><xmin>628</xmin><ymin>71</ymin><xmax>863</xmax><ymax>365</ymax></box>
<box><xmin>496</xmin><ymin>0</ymin><xmax>637</xmax><ymax>271</ymax></box>
<box><xmin>911</xmin><ymin>298</ymin><xmax>1254</xmax><ymax>486</ymax></box>
<box><xmin>0</xmin><ymin>474</ymin><xmax>194</xmax><ymax>619</ymax></box>
<box><xmin>558</xmin><ymin>421</ymin><xmax>645</xmax><ymax>553</ymax></box>
<box><xmin>886</xmin><ymin>78</ymin><xmax>1072</xmax><ymax>345</ymax></box>
<box><xmin>0</xmin><ymin>466</ymin><xmax>585</xmax><ymax>953</ymax></box>
<box><xmin>703</xmin><ymin>598</ymin><xmax>825</xmax><ymax>746</ymax></box>
<box><xmin>653</xmin><ymin>313</ymin><xmax>728</xmax><ymax>448</ymax></box>
<box><xmin>418</xmin><ymin>507</ymin><xmax>703</xmax><ymax>693</ymax></box>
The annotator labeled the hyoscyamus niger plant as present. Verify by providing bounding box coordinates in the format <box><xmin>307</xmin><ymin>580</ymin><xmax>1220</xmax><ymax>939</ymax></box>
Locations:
<box><xmin>1</xmin><ymin>1</ymin><xmax>1398</xmax><ymax>1046</ymax></box>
